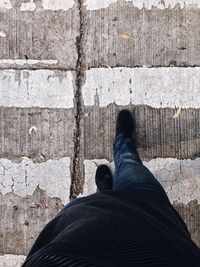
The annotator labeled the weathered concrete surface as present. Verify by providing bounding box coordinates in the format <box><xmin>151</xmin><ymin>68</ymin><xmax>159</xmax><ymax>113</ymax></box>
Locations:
<box><xmin>1</xmin><ymin>0</ymin><xmax>200</xmax><ymax>260</ymax></box>
<box><xmin>0</xmin><ymin>188</ymin><xmax>64</xmax><ymax>255</ymax></box>
<box><xmin>83</xmin><ymin>158</ymin><xmax>200</xmax><ymax>246</ymax></box>
<box><xmin>0</xmin><ymin>1</ymin><xmax>79</xmax><ymax>69</ymax></box>
<box><xmin>82</xmin><ymin>104</ymin><xmax>199</xmax><ymax>161</ymax></box>
<box><xmin>83</xmin><ymin>68</ymin><xmax>200</xmax><ymax>108</ymax></box>
<box><xmin>83</xmin><ymin>1</ymin><xmax>200</xmax><ymax>67</ymax></box>
<box><xmin>0</xmin><ymin>254</ymin><xmax>25</xmax><ymax>267</ymax></box>
<box><xmin>0</xmin><ymin>70</ymin><xmax>75</xmax><ymax>108</ymax></box>
<box><xmin>0</xmin><ymin>157</ymin><xmax>71</xmax><ymax>204</ymax></box>
<box><xmin>0</xmin><ymin>107</ymin><xmax>75</xmax><ymax>162</ymax></box>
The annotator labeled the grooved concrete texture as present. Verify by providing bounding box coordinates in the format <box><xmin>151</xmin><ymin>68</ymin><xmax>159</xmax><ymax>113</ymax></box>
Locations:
<box><xmin>82</xmin><ymin>104</ymin><xmax>199</xmax><ymax>161</ymax></box>
<box><xmin>83</xmin><ymin>1</ymin><xmax>200</xmax><ymax>67</ymax></box>
<box><xmin>0</xmin><ymin>0</ymin><xmax>79</xmax><ymax>69</ymax></box>
<box><xmin>0</xmin><ymin>107</ymin><xmax>75</xmax><ymax>161</ymax></box>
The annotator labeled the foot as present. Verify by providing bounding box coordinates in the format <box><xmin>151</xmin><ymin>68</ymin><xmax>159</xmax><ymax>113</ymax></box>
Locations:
<box><xmin>95</xmin><ymin>165</ymin><xmax>113</xmax><ymax>192</ymax></box>
<box><xmin>115</xmin><ymin>109</ymin><xmax>134</xmax><ymax>138</ymax></box>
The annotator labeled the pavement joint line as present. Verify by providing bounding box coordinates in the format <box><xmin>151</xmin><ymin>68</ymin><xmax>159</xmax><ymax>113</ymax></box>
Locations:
<box><xmin>70</xmin><ymin>0</ymin><xmax>86</xmax><ymax>200</ymax></box>
<box><xmin>2</xmin><ymin>65</ymin><xmax>200</xmax><ymax>71</ymax></box>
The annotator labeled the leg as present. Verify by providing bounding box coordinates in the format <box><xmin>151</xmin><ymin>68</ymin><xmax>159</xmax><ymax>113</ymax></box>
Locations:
<box><xmin>113</xmin><ymin>111</ymin><xmax>170</xmax><ymax>203</ymax></box>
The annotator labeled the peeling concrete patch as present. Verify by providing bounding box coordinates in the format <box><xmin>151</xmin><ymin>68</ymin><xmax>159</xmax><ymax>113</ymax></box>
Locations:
<box><xmin>42</xmin><ymin>0</ymin><xmax>74</xmax><ymax>10</ymax></box>
<box><xmin>0</xmin><ymin>188</ymin><xmax>64</xmax><ymax>255</ymax></box>
<box><xmin>144</xmin><ymin>158</ymin><xmax>200</xmax><ymax>204</ymax></box>
<box><xmin>0</xmin><ymin>157</ymin><xmax>71</xmax><ymax>204</ymax></box>
<box><xmin>0</xmin><ymin>30</ymin><xmax>6</xmax><ymax>37</ymax></box>
<box><xmin>29</xmin><ymin>126</ymin><xmax>38</xmax><ymax>135</ymax></box>
<box><xmin>82</xmin><ymin>68</ymin><xmax>200</xmax><ymax>108</ymax></box>
<box><xmin>0</xmin><ymin>70</ymin><xmax>74</xmax><ymax>108</ymax></box>
<box><xmin>0</xmin><ymin>0</ymin><xmax>12</xmax><ymax>9</ymax></box>
<box><xmin>0</xmin><ymin>254</ymin><xmax>25</xmax><ymax>267</ymax></box>
<box><xmin>20</xmin><ymin>0</ymin><xmax>36</xmax><ymax>11</ymax></box>
<box><xmin>85</xmin><ymin>0</ymin><xmax>200</xmax><ymax>10</ymax></box>
<box><xmin>83</xmin><ymin>158</ymin><xmax>200</xmax><ymax>204</ymax></box>
<box><xmin>83</xmin><ymin>159</ymin><xmax>115</xmax><ymax>196</ymax></box>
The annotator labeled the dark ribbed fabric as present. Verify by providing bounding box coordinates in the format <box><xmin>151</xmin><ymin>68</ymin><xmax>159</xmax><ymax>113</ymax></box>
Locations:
<box><xmin>23</xmin><ymin>191</ymin><xmax>200</xmax><ymax>267</ymax></box>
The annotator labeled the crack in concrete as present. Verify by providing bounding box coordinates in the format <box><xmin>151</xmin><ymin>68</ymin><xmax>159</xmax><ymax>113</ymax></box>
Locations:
<box><xmin>11</xmin><ymin>177</ymin><xmax>14</xmax><ymax>192</ymax></box>
<box><xmin>70</xmin><ymin>0</ymin><xmax>86</xmax><ymax>200</ymax></box>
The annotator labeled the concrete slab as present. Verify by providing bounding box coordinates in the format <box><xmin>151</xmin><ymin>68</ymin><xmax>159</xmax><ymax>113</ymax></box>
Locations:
<box><xmin>83</xmin><ymin>0</ymin><xmax>200</xmax><ymax>67</ymax></box>
<box><xmin>0</xmin><ymin>1</ymin><xmax>79</xmax><ymax>69</ymax></box>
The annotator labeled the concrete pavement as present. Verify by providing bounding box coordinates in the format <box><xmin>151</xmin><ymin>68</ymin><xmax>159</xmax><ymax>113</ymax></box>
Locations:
<box><xmin>0</xmin><ymin>0</ymin><xmax>200</xmax><ymax>265</ymax></box>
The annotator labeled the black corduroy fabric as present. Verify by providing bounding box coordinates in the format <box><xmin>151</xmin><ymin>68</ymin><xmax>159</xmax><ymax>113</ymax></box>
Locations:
<box><xmin>23</xmin><ymin>191</ymin><xmax>200</xmax><ymax>267</ymax></box>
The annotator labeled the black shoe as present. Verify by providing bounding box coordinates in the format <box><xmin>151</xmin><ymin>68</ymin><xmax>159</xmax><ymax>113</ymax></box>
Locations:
<box><xmin>116</xmin><ymin>109</ymin><xmax>134</xmax><ymax>138</ymax></box>
<box><xmin>95</xmin><ymin>165</ymin><xmax>113</xmax><ymax>192</ymax></box>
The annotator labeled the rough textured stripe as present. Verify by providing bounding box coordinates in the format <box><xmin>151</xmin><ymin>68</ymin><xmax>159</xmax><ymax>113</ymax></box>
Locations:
<box><xmin>83</xmin><ymin>158</ymin><xmax>200</xmax><ymax>204</ymax></box>
<box><xmin>20</xmin><ymin>0</ymin><xmax>36</xmax><ymax>11</ymax></box>
<box><xmin>0</xmin><ymin>188</ymin><xmax>64</xmax><ymax>255</ymax></box>
<box><xmin>174</xmin><ymin>201</ymin><xmax>200</xmax><ymax>248</ymax></box>
<box><xmin>0</xmin><ymin>6</ymin><xmax>79</xmax><ymax>68</ymax></box>
<box><xmin>0</xmin><ymin>254</ymin><xmax>25</xmax><ymax>267</ymax></box>
<box><xmin>82</xmin><ymin>68</ymin><xmax>200</xmax><ymax>108</ymax></box>
<box><xmin>0</xmin><ymin>107</ymin><xmax>75</xmax><ymax>161</ymax></box>
<box><xmin>0</xmin><ymin>70</ymin><xmax>74</xmax><ymax>108</ymax></box>
<box><xmin>83</xmin><ymin>4</ymin><xmax>200</xmax><ymax>67</ymax></box>
<box><xmin>82</xmin><ymin>105</ymin><xmax>200</xmax><ymax>161</ymax></box>
<box><xmin>85</xmin><ymin>0</ymin><xmax>200</xmax><ymax>10</ymax></box>
<box><xmin>0</xmin><ymin>157</ymin><xmax>71</xmax><ymax>204</ymax></box>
